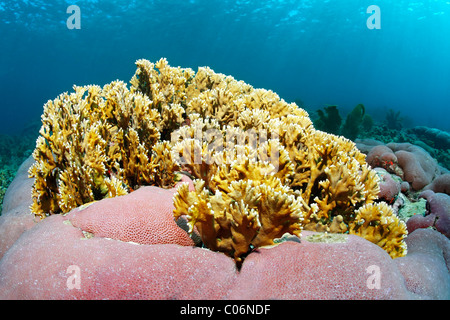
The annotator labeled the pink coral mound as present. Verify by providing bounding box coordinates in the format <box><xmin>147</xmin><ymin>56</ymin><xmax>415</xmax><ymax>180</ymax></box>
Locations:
<box><xmin>407</xmin><ymin>190</ymin><xmax>450</xmax><ymax>238</ymax></box>
<box><xmin>0</xmin><ymin>214</ymin><xmax>236</xmax><ymax>299</ymax></box>
<box><xmin>395</xmin><ymin>228</ymin><xmax>450</xmax><ymax>299</ymax></box>
<box><xmin>367</xmin><ymin>145</ymin><xmax>397</xmax><ymax>167</ymax></box>
<box><xmin>387</xmin><ymin>143</ymin><xmax>440</xmax><ymax>191</ymax></box>
<box><xmin>425</xmin><ymin>173</ymin><xmax>450</xmax><ymax>195</ymax></box>
<box><xmin>69</xmin><ymin>186</ymin><xmax>194</xmax><ymax>246</ymax></box>
<box><xmin>375</xmin><ymin>167</ymin><xmax>401</xmax><ymax>203</ymax></box>
<box><xmin>0</xmin><ymin>156</ymin><xmax>36</xmax><ymax>259</ymax></box>
<box><xmin>1</xmin><ymin>157</ymin><xmax>449</xmax><ymax>300</ymax></box>
<box><xmin>0</xmin><ymin>225</ymin><xmax>415</xmax><ymax>300</ymax></box>
<box><xmin>366</xmin><ymin>145</ymin><xmax>403</xmax><ymax>177</ymax></box>
<box><xmin>2</xmin><ymin>215</ymin><xmax>450</xmax><ymax>300</ymax></box>
<box><xmin>361</xmin><ymin>141</ymin><xmax>448</xmax><ymax>193</ymax></box>
<box><xmin>229</xmin><ymin>232</ymin><xmax>413</xmax><ymax>299</ymax></box>
<box><xmin>0</xmin><ymin>210</ymin><xmax>36</xmax><ymax>259</ymax></box>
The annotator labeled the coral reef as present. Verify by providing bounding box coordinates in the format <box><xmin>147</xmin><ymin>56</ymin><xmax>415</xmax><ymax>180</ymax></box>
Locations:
<box><xmin>395</xmin><ymin>228</ymin><xmax>450</xmax><ymax>299</ymax></box>
<box><xmin>356</xmin><ymin>138</ymin><xmax>450</xmax><ymax>241</ymax></box>
<box><xmin>312</xmin><ymin>105</ymin><xmax>449</xmax><ymax>170</ymax></box>
<box><xmin>407</xmin><ymin>190</ymin><xmax>450</xmax><ymax>238</ymax></box>
<box><xmin>361</xmin><ymin>140</ymin><xmax>446</xmax><ymax>192</ymax></box>
<box><xmin>1</xmin><ymin>120</ymin><xmax>449</xmax><ymax>300</ymax></box>
<box><xmin>27</xmin><ymin>58</ymin><xmax>408</xmax><ymax>263</ymax></box>
<box><xmin>357</xmin><ymin>124</ymin><xmax>450</xmax><ymax>170</ymax></box>
<box><xmin>4</xmin><ymin>207</ymin><xmax>447</xmax><ymax>299</ymax></box>
<box><xmin>28</xmin><ymin>81</ymin><xmax>180</xmax><ymax>218</ymax></box>
<box><xmin>1</xmin><ymin>57</ymin><xmax>449</xmax><ymax>300</ymax></box>
<box><xmin>410</xmin><ymin>126</ymin><xmax>450</xmax><ymax>150</ymax></box>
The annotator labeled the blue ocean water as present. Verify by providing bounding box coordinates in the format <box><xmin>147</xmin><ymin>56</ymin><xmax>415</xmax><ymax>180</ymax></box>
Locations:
<box><xmin>0</xmin><ymin>0</ymin><xmax>449</xmax><ymax>134</ymax></box>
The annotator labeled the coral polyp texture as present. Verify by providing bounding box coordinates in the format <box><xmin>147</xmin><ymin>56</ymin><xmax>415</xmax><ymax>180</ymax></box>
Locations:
<box><xmin>29</xmin><ymin>58</ymin><xmax>408</xmax><ymax>261</ymax></box>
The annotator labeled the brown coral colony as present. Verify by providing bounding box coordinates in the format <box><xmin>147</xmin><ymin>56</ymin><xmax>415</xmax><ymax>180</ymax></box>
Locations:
<box><xmin>29</xmin><ymin>58</ymin><xmax>408</xmax><ymax>262</ymax></box>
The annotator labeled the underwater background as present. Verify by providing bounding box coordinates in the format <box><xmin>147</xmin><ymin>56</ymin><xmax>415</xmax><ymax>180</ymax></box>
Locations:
<box><xmin>0</xmin><ymin>0</ymin><xmax>450</xmax><ymax>209</ymax></box>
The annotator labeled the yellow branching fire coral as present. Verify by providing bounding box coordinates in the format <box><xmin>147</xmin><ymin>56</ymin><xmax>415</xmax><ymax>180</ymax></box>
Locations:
<box><xmin>349</xmin><ymin>202</ymin><xmax>408</xmax><ymax>258</ymax></box>
<box><xmin>29</xmin><ymin>80</ymin><xmax>179</xmax><ymax>218</ymax></box>
<box><xmin>29</xmin><ymin>57</ymin><xmax>407</xmax><ymax>261</ymax></box>
<box><xmin>171</xmin><ymin>121</ymin><xmax>302</xmax><ymax>262</ymax></box>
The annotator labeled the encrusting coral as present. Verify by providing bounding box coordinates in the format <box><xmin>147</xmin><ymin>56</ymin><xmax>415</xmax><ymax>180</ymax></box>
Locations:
<box><xmin>29</xmin><ymin>58</ymin><xmax>408</xmax><ymax>262</ymax></box>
